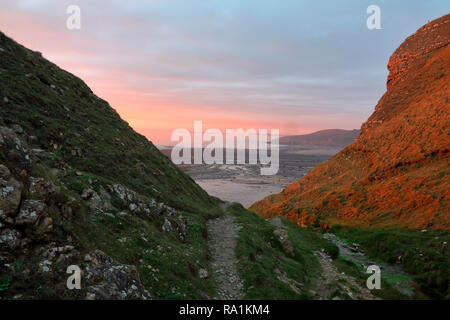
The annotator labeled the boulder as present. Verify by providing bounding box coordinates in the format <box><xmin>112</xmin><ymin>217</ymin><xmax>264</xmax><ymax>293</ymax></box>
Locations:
<box><xmin>81</xmin><ymin>188</ymin><xmax>94</xmax><ymax>200</ymax></box>
<box><xmin>117</xmin><ymin>211</ymin><xmax>127</xmax><ymax>218</ymax></box>
<box><xmin>198</xmin><ymin>268</ymin><xmax>209</xmax><ymax>279</ymax></box>
<box><xmin>0</xmin><ymin>164</ymin><xmax>11</xmax><ymax>180</ymax></box>
<box><xmin>87</xmin><ymin>190</ymin><xmax>112</xmax><ymax>214</ymax></box>
<box><xmin>84</xmin><ymin>250</ymin><xmax>152</xmax><ymax>300</ymax></box>
<box><xmin>11</xmin><ymin>124</ymin><xmax>23</xmax><ymax>134</ymax></box>
<box><xmin>28</xmin><ymin>177</ymin><xmax>56</xmax><ymax>202</ymax></box>
<box><xmin>0</xmin><ymin>228</ymin><xmax>21</xmax><ymax>250</ymax></box>
<box><xmin>162</xmin><ymin>218</ymin><xmax>173</xmax><ymax>233</ymax></box>
<box><xmin>60</xmin><ymin>196</ymin><xmax>79</xmax><ymax>220</ymax></box>
<box><xmin>0</xmin><ymin>178</ymin><xmax>22</xmax><ymax>222</ymax></box>
<box><xmin>111</xmin><ymin>184</ymin><xmax>136</xmax><ymax>202</ymax></box>
<box><xmin>273</xmin><ymin>227</ymin><xmax>295</xmax><ymax>257</ymax></box>
<box><xmin>0</xmin><ymin>126</ymin><xmax>33</xmax><ymax>174</ymax></box>
<box><xmin>26</xmin><ymin>216</ymin><xmax>53</xmax><ymax>241</ymax></box>
<box><xmin>15</xmin><ymin>200</ymin><xmax>47</xmax><ymax>226</ymax></box>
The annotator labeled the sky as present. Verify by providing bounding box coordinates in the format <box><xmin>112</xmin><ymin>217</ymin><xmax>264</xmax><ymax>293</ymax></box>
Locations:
<box><xmin>0</xmin><ymin>0</ymin><xmax>448</xmax><ymax>145</ymax></box>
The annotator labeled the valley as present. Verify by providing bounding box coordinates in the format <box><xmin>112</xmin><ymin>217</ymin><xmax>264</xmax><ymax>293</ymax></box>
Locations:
<box><xmin>162</xmin><ymin>146</ymin><xmax>336</xmax><ymax>208</ymax></box>
<box><xmin>0</xmin><ymin>13</ymin><xmax>448</xmax><ymax>302</ymax></box>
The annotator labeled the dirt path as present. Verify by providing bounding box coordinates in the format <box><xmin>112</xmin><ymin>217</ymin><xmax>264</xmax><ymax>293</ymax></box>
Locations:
<box><xmin>207</xmin><ymin>209</ymin><xmax>244</xmax><ymax>299</ymax></box>
<box><xmin>311</xmin><ymin>250</ymin><xmax>380</xmax><ymax>300</ymax></box>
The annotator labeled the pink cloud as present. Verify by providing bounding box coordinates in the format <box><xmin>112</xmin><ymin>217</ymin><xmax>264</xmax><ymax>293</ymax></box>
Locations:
<box><xmin>0</xmin><ymin>5</ymin><xmax>366</xmax><ymax>145</ymax></box>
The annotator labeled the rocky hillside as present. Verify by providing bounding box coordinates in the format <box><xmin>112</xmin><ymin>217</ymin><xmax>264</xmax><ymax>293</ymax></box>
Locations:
<box><xmin>251</xmin><ymin>15</ymin><xmax>450</xmax><ymax>230</ymax></box>
<box><xmin>0</xmin><ymin>30</ymin><xmax>224</xmax><ymax>299</ymax></box>
<box><xmin>278</xmin><ymin>129</ymin><xmax>360</xmax><ymax>148</ymax></box>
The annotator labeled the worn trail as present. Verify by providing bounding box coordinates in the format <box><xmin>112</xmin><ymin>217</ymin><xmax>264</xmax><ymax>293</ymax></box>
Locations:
<box><xmin>206</xmin><ymin>209</ymin><xmax>244</xmax><ymax>300</ymax></box>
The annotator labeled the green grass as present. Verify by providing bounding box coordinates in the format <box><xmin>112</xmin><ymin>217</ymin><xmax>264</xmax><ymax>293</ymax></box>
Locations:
<box><xmin>1</xmin><ymin>166</ymin><xmax>223</xmax><ymax>299</ymax></box>
<box><xmin>330</xmin><ymin>225</ymin><xmax>450</xmax><ymax>299</ymax></box>
<box><xmin>332</xmin><ymin>256</ymin><xmax>409</xmax><ymax>300</ymax></box>
<box><xmin>230</xmin><ymin>204</ymin><xmax>311</xmax><ymax>299</ymax></box>
<box><xmin>0</xmin><ymin>275</ymin><xmax>11</xmax><ymax>292</ymax></box>
<box><xmin>228</xmin><ymin>203</ymin><xmax>341</xmax><ymax>299</ymax></box>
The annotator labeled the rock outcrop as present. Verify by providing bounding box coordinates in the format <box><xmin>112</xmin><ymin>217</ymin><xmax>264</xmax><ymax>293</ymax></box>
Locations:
<box><xmin>84</xmin><ymin>250</ymin><xmax>151</xmax><ymax>300</ymax></box>
<box><xmin>387</xmin><ymin>15</ymin><xmax>450</xmax><ymax>88</ymax></box>
<box><xmin>0</xmin><ymin>129</ymin><xmax>54</xmax><ymax>242</ymax></box>
<box><xmin>0</xmin><ymin>122</ymin><xmax>191</xmax><ymax>299</ymax></box>
<box><xmin>251</xmin><ymin>14</ymin><xmax>450</xmax><ymax>230</ymax></box>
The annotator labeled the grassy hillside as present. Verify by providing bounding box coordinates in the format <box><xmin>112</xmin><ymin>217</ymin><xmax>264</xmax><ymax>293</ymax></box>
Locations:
<box><xmin>0</xmin><ymin>29</ymin><xmax>226</xmax><ymax>299</ymax></box>
<box><xmin>0</xmin><ymin>30</ymin><xmax>215</xmax><ymax>214</ymax></box>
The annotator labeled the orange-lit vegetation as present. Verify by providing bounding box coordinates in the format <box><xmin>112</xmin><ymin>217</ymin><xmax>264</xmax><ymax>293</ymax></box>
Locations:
<box><xmin>251</xmin><ymin>15</ymin><xmax>450</xmax><ymax>230</ymax></box>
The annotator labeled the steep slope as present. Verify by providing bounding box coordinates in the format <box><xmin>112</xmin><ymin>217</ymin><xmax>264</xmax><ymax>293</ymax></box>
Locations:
<box><xmin>278</xmin><ymin>129</ymin><xmax>360</xmax><ymax>148</ymax></box>
<box><xmin>251</xmin><ymin>15</ymin><xmax>450</xmax><ymax>230</ymax></box>
<box><xmin>0</xmin><ymin>31</ymin><xmax>215</xmax><ymax>213</ymax></box>
<box><xmin>0</xmin><ymin>30</ymin><xmax>223</xmax><ymax>299</ymax></box>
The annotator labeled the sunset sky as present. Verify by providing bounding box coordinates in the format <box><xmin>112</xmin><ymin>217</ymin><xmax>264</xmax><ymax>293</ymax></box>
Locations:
<box><xmin>1</xmin><ymin>0</ymin><xmax>448</xmax><ymax>145</ymax></box>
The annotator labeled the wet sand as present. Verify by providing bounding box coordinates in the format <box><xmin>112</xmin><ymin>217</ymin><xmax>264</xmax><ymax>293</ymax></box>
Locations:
<box><xmin>197</xmin><ymin>178</ymin><xmax>285</xmax><ymax>208</ymax></box>
<box><xmin>166</xmin><ymin>146</ymin><xmax>338</xmax><ymax>208</ymax></box>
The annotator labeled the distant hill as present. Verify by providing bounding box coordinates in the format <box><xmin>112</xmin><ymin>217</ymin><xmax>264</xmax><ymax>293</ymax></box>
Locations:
<box><xmin>277</xmin><ymin>129</ymin><xmax>360</xmax><ymax>148</ymax></box>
